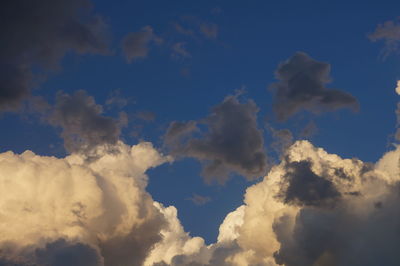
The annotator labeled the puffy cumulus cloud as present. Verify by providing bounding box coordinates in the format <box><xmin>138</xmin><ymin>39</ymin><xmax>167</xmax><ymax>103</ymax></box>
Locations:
<box><xmin>369</xmin><ymin>19</ymin><xmax>400</xmax><ymax>58</ymax></box>
<box><xmin>395</xmin><ymin>80</ymin><xmax>400</xmax><ymax>96</ymax></box>
<box><xmin>147</xmin><ymin>140</ymin><xmax>400</xmax><ymax>266</ymax></box>
<box><xmin>122</xmin><ymin>26</ymin><xmax>163</xmax><ymax>63</ymax></box>
<box><xmin>48</xmin><ymin>90</ymin><xmax>125</xmax><ymax>155</ymax></box>
<box><xmin>164</xmin><ymin>94</ymin><xmax>268</xmax><ymax>184</ymax></box>
<box><xmin>0</xmin><ymin>141</ymin><xmax>172</xmax><ymax>265</ymax></box>
<box><xmin>0</xmin><ymin>0</ymin><xmax>109</xmax><ymax>112</ymax></box>
<box><xmin>271</xmin><ymin>52</ymin><xmax>359</xmax><ymax>121</ymax></box>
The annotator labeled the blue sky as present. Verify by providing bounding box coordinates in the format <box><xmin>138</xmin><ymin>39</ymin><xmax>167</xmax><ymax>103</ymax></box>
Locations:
<box><xmin>2</xmin><ymin>0</ymin><xmax>400</xmax><ymax>247</ymax></box>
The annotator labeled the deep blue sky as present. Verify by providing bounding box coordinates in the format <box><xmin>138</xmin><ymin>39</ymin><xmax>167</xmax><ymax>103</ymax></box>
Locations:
<box><xmin>2</xmin><ymin>0</ymin><xmax>400</xmax><ymax>243</ymax></box>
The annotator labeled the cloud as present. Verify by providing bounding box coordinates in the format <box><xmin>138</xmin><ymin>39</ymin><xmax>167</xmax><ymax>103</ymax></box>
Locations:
<box><xmin>396</xmin><ymin>80</ymin><xmax>400</xmax><ymax>95</ymax></box>
<box><xmin>0</xmin><ymin>141</ymin><xmax>171</xmax><ymax>266</ymax></box>
<box><xmin>164</xmin><ymin>94</ymin><xmax>268</xmax><ymax>184</ymax></box>
<box><xmin>172</xmin><ymin>42</ymin><xmax>192</xmax><ymax>59</ymax></box>
<box><xmin>200</xmin><ymin>23</ymin><xmax>218</xmax><ymax>39</ymax></box>
<box><xmin>271</xmin><ymin>52</ymin><xmax>359</xmax><ymax>121</ymax></box>
<box><xmin>0</xmin><ymin>0</ymin><xmax>109</xmax><ymax>112</ymax></box>
<box><xmin>122</xmin><ymin>26</ymin><xmax>163</xmax><ymax>63</ymax></box>
<box><xmin>369</xmin><ymin>19</ymin><xmax>400</xmax><ymax>58</ymax></box>
<box><xmin>135</xmin><ymin>111</ymin><xmax>157</xmax><ymax>122</ymax></box>
<box><xmin>187</xmin><ymin>194</ymin><xmax>212</xmax><ymax>206</ymax></box>
<box><xmin>48</xmin><ymin>90</ymin><xmax>123</xmax><ymax>155</ymax></box>
<box><xmin>149</xmin><ymin>140</ymin><xmax>400</xmax><ymax>266</ymax></box>
<box><xmin>2</xmin><ymin>124</ymin><xmax>400</xmax><ymax>265</ymax></box>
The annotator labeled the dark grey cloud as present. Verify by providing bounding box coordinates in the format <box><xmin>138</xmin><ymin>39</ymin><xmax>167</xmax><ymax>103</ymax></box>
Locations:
<box><xmin>100</xmin><ymin>213</ymin><xmax>165</xmax><ymax>266</ymax></box>
<box><xmin>271</xmin><ymin>52</ymin><xmax>359</xmax><ymax>121</ymax></box>
<box><xmin>121</xmin><ymin>26</ymin><xmax>162</xmax><ymax>63</ymax></box>
<box><xmin>277</xmin><ymin>160</ymin><xmax>341</xmax><ymax>207</ymax></box>
<box><xmin>368</xmin><ymin>19</ymin><xmax>400</xmax><ymax>58</ymax></box>
<box><xmin>49</xmin><ymin>90</ymin><xmax>122</xmax><ymax>154</ymax></box>
<box><xmin>35</xmin><ymin>239</ymin><xmax>102</xmax><ymax>266</ymax></box>
<box><xmin>0</xmin><ymin>0</ymin><xmax>109</xmax><ymax>112</ymax></box>
<box><xmin>165</xmin><ymin>95</ymin><xmax>268</xmax><ymax>184</ymax></box>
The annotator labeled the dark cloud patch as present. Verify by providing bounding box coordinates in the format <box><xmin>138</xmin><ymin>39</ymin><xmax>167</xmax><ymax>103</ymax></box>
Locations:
<box><xmin>49</xmin><ymin>90</ymin><xmax>122</xmax><ymax>154</ymax></box>
<box><xmin>368</xmin><ymin>19</ymin><xmax>400</xmax><ymax>58</ymax></box>
<box><xmin>36</xmin><ymin>239</ymin><xmax>102</xmax><ymax>266</ymax></box>
<box><xmin>100</xmin><ymin>212</ymin><xmax>165</xmax><ymax>266</ymax></box>
<box><xmin>121</xmin><ymin>26</ymin><xmax>162</xmax><ymax>63</ymax></box>
<box><xmin>278</xmin><ymin>160</ymin><xmax>341</xmax><ymax>207</ymax></box>
<box><xmin>271</xmin><ymin>52</ymin><xmax>359</xmax><ymax>121</ymax></box>
<box><xmin>165</xmin><ymin>95</ymin><xmax>268</xmax><ymax>184</ymax></box>
<box><xmin>0</xmin><ymin>0</ymin><xmax>109</xmax><ymax>112</ymax></box>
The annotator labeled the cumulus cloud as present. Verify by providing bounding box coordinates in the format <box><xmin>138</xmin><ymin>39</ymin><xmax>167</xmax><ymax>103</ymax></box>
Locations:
<box><xmin>122</xmin><ymin>26</ymin><xmax>163</xmax><ymax>63</ymax></box>
<box><xmin>369</xmin><ymin>19</ymin><xmax>400</xmax><ymax>58</ymax></box>
<box><xmin>0</xmin><ymin>0</ymin><xmax>109</xmax><ymax>112</ymax></box>
<box><xmin>146</xmin><ymin>139</ymin><xmax>400</xmax><ymax>266</ymax></box>
<box><xmin>48</xmin><ymin>90</ymin><xmax>124</xmax><ymax>155</ymax></box>
<box><xmin>164</xmin><ymin>94</ymin><xmax>268</xmax><ymax>184</ymax></box>
<box><xmin>0</xmin><ymin>141</ymin><xmax>172</xmax><ymax>266</ymax></box>
<box><xmin>396</xmin><ymin>80</ymin><xmax>400</xmax><ymax>96</ymax></box>
<box><xmin>271</xmin><ymin>52</ymin><xmax>359</xmax><ymax>121</ymax></box>
<box><xmin>2</xmin><ymin>119</ymin><xmax>400</xmax><ymax>266</ymax></box>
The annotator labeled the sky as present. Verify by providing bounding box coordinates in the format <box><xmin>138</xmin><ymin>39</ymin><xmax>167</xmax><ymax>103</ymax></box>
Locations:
<box><xmin>1</xmin><ymin>1</ymin><xmax>400</xmax><ymax>265</ymax></box>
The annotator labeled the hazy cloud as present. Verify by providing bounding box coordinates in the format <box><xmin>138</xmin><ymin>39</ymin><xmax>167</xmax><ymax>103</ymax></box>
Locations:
<box><xmin>187</xmin><ymin>194</ymin><xmax>212</xmax><ymax>206</ymax></box>
<box><xmin>200</xmin><ymin>23</ymin><xmax>218</xmax><ymax>39</ymax></box>
<box><xmin>271</xmin><ymin>52</ymin><xmax>359</xmax><ymax>121</ymax></box>
<box><xmin>135</xmin><ymin>111</ymin><xmax>156</xmax><ymax>122</ymax></box>
<box><xmin>0</xmin><ymin>0</ymin><xmax>109</xmax><ymax>112</ymax></box>
<box><xmin>369</xmin><ymin>19</ymin><xmax>400</xmax><ymax>58</ymax></box>
<box><xmin>172</xmin><ymin>42</ymin><xmax>192</xmax><ymax>59</ymax></box>
<box><xmin>165</xmin><ymin>94</ymin><xmax>268</xmax><ymax>184</ymax></box>
<box><xmin>122</xmin><ymin>26</ymin><xmax>163</xmax><ymax>63</ymax></box>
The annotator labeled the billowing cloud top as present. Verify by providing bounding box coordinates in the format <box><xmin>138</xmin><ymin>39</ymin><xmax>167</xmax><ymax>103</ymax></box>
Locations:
<box><xmin>0</xmin><ymin>141</ymin><xmax>170</xmax><ymax>265</ymax></box>
<box><xmin>1</xmin><ymin>136</ymin><xmax>400</xmax><ymax>265</ymax></box>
